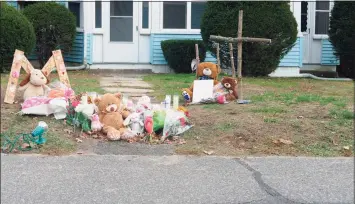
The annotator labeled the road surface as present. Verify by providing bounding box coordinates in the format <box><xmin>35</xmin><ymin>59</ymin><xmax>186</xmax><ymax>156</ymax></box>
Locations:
<box><xmin>1</xmin><ymin>154</ymin><xmax>353</xmax><ymax>204</ymax></box>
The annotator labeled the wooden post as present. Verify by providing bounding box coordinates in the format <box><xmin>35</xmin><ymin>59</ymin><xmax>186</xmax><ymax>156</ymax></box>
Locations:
<box><xmin>216</xmin><ymin>43</ymin><xmax>220</xmax><ymax>68</ymax></box>
<box><xmin>237</xmin><ymin>10</ymin><xmax>244</xmax><ymax>100</ymax></box>
<box><xmin>229</xmin><ymin>43</ymin><xmax>236</xmax><ymax>79</ymax></box>
<box><xmin>52</xmin><ymin>50</ymin><xmax>71</xmax><ymax>88</ymax></box>
<box><xmin>195</xmin><ymin>44</ymin><xmax>200</xmax><ymax>78</ymax></box>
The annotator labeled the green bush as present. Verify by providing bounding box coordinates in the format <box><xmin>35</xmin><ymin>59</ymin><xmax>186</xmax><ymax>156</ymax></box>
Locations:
<box><xmin>329</xmin><ymin>2</ymin><xmax>355</xmax><ymax>79</ymax></box>
<box><xmin>200</xmin><ymin>1</ymin><xmax>298</xmax><ymax>77</ymax></box>
<box><xmin>161</xmin><ymin>40</ymin><xmax>206</xmax><ymax>73</ymax></box>
<box><xmin>0</xmin><ymin>4</ymin><xmax>36</xmax><ymax>73</ymax></box>
<box><xmin>23</xmin><ymin>2</ymin><xmax>76</xmax><ymax>67</ymax></box>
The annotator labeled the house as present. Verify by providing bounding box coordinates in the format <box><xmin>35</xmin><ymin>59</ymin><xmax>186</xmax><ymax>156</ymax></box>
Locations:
<box><xmin>6</xmin><ymin>0</ymin><xmax>339</xmax><ymax>76</ymax></box>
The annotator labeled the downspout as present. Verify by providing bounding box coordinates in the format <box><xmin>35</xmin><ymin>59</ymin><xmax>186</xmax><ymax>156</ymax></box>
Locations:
<box><xmin>65</xmin><ymin>58</ymin><xmax>89</xmax><ymax>71</ymax></box>
<box><xmin>298</xmin><ymin>73</ymin><xmax>353</xmax><ymax>81</ymax></box>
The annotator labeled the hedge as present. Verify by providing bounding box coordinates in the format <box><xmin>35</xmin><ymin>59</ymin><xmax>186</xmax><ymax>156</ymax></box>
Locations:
<box><xmin>200</xmin><ymin>1</ymin><xmax>298</xmax><ymax>77</ymax></box>
<box><xmin>161</xmin><ymin>40</ymin><xmax>206</xmax><ymax>73</ymax></box>
<box><xmin>0</xmin><ymin>4</ymin><xmax>36</xmax><ymax>73</ymax></box>
<box><xmin>23</xmin><ymin>2</ymin><xmax>76</xmax><ymax>67</ymax></box>
<box><xmin>329</xmin><ymin>2</ymin><xmax>355</xmax><ymax>79</ymax></box>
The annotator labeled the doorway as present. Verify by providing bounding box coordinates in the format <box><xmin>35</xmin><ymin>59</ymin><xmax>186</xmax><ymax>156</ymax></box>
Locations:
<box><xmin>102</xmin><ymin>0</ymin><xmax>139</xmax><ymax>63</ymax></box>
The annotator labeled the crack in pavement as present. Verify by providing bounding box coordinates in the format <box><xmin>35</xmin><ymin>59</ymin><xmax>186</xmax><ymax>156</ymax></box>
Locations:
<box><xmin>234</xmin><ymin>158</ymin><xmax>353</xmax><ymax>204</ymax></box>
<box><xmin>235</xmin><ymin>158</ymin><xmax>307</xmax><ymax>204</ymax></box>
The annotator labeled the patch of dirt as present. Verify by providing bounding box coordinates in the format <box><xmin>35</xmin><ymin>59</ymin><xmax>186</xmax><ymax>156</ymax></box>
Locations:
<box><xmin>176</xmin><ymin>99</ymin><xmax>353</xmax><ymax>157</ymax></box>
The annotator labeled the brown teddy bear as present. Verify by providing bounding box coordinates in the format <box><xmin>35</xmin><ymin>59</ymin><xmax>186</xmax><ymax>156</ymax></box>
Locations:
<box><xmin>221</xmin><ymin>76</ymin><xmax>238</xmax><ymax>101</ymax></box>
<box><xmin>94</xmin><ymin>93</ymin><xmax>131</xmax><ymax>141</ymax></box>
<box><xmin>18</xmin><ymin>69</ymin><xmax>51</xmax><ymax>100</ymax></box>
<box><xmin>182</xmin><ymin>62</ymin><xmax>221</xmax><ymax>102</ymax></box>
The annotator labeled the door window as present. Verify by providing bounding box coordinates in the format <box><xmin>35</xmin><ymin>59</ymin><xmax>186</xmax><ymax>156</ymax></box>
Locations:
<box><xmin>110</xmin><ymin>1</ymin><xmax>133</xmax><ymax>42</ymax></box>
<box><xmin>315</xmin><ymin>1</ymin><xmax>330</xmax><ymax>35</ymax></box>
<box><xmin>301</xmin><ymin>1</ymin><xmax>308</xmax><ymax>32</ymax></box>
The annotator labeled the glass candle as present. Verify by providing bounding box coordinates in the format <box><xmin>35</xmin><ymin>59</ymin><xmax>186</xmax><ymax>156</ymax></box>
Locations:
<box><xmin>173</xmin><ymin>95</ymin><xmax>179</xmax><ymax>109</ymax></box>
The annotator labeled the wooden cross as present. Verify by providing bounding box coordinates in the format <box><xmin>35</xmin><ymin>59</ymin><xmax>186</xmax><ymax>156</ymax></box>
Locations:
<box><xmin>210</xmin><ymin>10</ymin><xmax>272</xmax><ymax>102</ymax></box>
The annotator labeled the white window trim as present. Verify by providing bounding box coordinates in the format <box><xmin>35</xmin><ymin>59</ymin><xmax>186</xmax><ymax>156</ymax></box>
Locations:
<box><xmin>139</xmin><ymin>0</ymin><xmax>152</xmax><ymax>35</ymax></box>
<box><xmin>93</xmin><ymin>0</ymin><xmax>103</xmax><ymax>33</ymax></box>
<box><xmin>313</xmin><ymin>0</ymin><xmax>334</xmax><ymax>39</ymax></box>
<box><xmin>159</xmin><ymin>1</ymin><xmax>204</xmax><ymax>34</ymax></box>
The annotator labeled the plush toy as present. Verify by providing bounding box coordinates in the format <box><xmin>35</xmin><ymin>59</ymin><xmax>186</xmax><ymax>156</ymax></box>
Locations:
<box><xmin>75</xmin><ymin>95</ymin><xmax>96</xmax><ymax>118</ymax></box>
<box><xmin>94</xmin><ymin>93</ymin><xmax>131</xmax><ymax>141</ymax></box>
<box><xmin>90</xmin><ymin>114</ymin><xmax>103</xmax><ymax>132</ymax></box>
<box><xmin>18</xmin><ymin>69</ymin><xmax>51</xmax><ymax>100</ymax></box>
<box><xmin>123</xmin><ymin>112</ymin><xmax>145</xmax><ymax>137</ymax></box>
<box><xmin>182</xmin><ymin>62</ymin><xmax>221</xmax><ymax>102</ymax></box>
<box><xmin>136</xmin><ymin>95</ymin><xmax>152</xmax><ymax>113</ymax></box>
<box><xmin>221</xmin><ymin>76</ymin><xmax>238</xmax><ymax>101</ymax></box>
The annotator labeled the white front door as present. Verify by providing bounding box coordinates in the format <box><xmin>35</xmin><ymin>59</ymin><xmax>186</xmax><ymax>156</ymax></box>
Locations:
<box><xmin>301</xmin><ymin>0</ymin><xmax>333</xmax><ymax>64</ymax></box>
<box><xmin>102</xmin><ymin>0</ymin><xmax>139</xmax><ymax>63</ymax></box>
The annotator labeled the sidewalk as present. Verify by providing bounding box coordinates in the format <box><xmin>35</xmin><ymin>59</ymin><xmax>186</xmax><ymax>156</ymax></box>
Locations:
<box><xmin>1</xmin><ymin>154</ymin><xmax>353</xmax><ymax>204</ymax></box>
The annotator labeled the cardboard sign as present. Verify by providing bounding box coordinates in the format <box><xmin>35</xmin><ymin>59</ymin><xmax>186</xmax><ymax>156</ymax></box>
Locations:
<box><xmin>4</xmin><ymin>49</ymin><xmax>71</xmax><ymax>104</ymax></box>
<box><xmin>192</xmin><ymin>80</ymin><xmax>214</xmax><ymax>103</ymax></box>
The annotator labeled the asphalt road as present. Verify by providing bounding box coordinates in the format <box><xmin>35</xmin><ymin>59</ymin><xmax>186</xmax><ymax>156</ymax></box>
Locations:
<box><xmin>1</xmin><ymin>154</ymin><xmax>353</xmax><ymax>204</ymax></box>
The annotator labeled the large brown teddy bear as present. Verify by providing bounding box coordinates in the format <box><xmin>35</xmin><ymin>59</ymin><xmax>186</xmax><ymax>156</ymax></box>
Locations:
<box><xmin>94</xmin><ymin>93</ymin><xmax>131</xmax><ymax>141</ymax></box>
<box><xmin>182</xmin><ymin>62</ymin><xmax>221</xmax><ymax>102</ymax></box>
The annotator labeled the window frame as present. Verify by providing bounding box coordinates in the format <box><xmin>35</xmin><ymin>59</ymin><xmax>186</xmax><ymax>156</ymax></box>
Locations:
<box><xmin>67</xmin><ymin>0</ymin><xmax>84</xmax><ymax>31</ymax></box>
<box><xmin>109</xmin><ymin>1</ymin><xmax>134</xmax><ymax>42</ymax></box>
<box><xmin>139</xmin><ymin>0</ymin><xmax>152</xmax><ymax>35</ymax></box>
<box><xmin>94</xmin><ymin>0</ymin><xmax>102</xmax><ymax>29</ymax></box>
<box><xmin>160</xmin><ymin>1</ymin><xmax>206</xmax><ymax>34</ymax></box>
<box><xmin>313</xmin><ymin>0</ymin><xmax>334</xmax><ymax>39</ymax></box>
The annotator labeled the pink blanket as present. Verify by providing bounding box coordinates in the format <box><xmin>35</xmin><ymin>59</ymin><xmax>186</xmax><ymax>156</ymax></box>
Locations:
<box><xmin>21</xmin><ymin>97</ymin><xmax>52</xmax><ymax>109</ymax></box>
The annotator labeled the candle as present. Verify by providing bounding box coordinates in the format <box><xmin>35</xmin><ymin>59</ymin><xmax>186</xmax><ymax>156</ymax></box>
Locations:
<box><xmin>173</xmin><ymin>95</ymin><xmax>179</xmax><ymax>109</ymax></box>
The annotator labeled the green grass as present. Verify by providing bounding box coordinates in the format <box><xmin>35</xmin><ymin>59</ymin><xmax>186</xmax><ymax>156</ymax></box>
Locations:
<box><xmin>215</xmin><ymin>122</ymin><xmax>234</xmax><ymax>131</ymax></box>
<box><xmin>1</xmin><ymin>70</ymin><xmax>104</xmax><ymax>155</ymax></box>
<box><xmin>251</xmin><ymin>106</ymin><xmax>287</xmax><ymax>114</ymax></box>
<box><xmin>264</xmin><ymin>118</ymin><xmax>278</xmax><ymax>123</ymax></box>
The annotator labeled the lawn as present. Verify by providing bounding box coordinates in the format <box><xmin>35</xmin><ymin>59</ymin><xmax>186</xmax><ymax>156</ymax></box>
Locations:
<box><xmin>0</xmin><ymin>70</ymin><xmax>104</xmax><ymax>155</ymax></box>
<box><xmin>144</xmin><ymin>74</ymin><xmax>354</xmax><ymax>157</ymax></box>
<box><xmin>1</xmin><ymin>70</ymin><xmax>353</xmax><ymax>157</ymax></box>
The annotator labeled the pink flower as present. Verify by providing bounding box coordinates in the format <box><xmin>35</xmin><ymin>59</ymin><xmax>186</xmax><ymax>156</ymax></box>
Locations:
<box><xmin>12</xmin><ymin>71</ymin><xmax>19</xmax><ymax>78</ymax></box>
<box><xmin>64</xmin><ymin>88</ymin><xmax>74</xmax><ymax>100</ymax></box>
<box><xmin>72</xmin><ymin>100</ymin><xmax>80</xmax><ymax>107</ymax></box>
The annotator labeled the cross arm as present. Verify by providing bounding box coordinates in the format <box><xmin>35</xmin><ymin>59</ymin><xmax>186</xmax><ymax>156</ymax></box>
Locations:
<box><xmin>210</xmin><ymin>35</ymin><xmax>272</xmax><ymax>44</ymax></box>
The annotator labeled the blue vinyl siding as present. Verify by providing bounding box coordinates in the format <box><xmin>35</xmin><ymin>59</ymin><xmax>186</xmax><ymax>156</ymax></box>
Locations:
<box><xmin>27</xmin><ymin>32</ymin><xmax>85</xmax><ymax>64</ymax></box>
<box><xmin>279</xmin><ymin>37</ymin><xmax>302</xmax><ymax>67</ymax></box>
<box><xmin>150</xmin><ymin>34</ymin><xmax>217</xmax><ymax>65</ymax></box>
<box><xmin>86</xmin><ymin>33</ymin><xmax>93</xmax><ymax>65</ymax></box>
<box><xmin>320</xmin><ymin>39</ymin><xmax>339</xmax><ymax>65</ymax></box>
<box><xmin>6</xmin><ymin>0</ymin><xmax>18</xmax><ymax>9</ymax></box>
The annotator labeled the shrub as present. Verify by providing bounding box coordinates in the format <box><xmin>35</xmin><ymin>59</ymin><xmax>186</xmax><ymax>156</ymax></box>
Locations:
<box><xmin>329</xmin><ymin>2</ymin><xmax>355</xmax><ymax>79</ymax></box>
<box><xmin>23</xmin><ymin>2</ymin><xmax>76</xmax><ymax>67</ymax></box>
<box><xmin>200</xmin><ymin>1</ymin><xmax>298</xmax><ymax>77</ymax></box>
<box><xmin>161</xmin><ymin>40</ymin><xmax>206</xmax><ymax>73</ymax></box>
<box><xmin>0</xmin><ymin>4</ymin><xmax>36</xmax><ymax>73</ymax></box>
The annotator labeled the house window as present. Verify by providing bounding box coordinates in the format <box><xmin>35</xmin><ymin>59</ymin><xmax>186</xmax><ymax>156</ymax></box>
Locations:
<box><xmin>142</xmin><ymin>1</ymin><xmax>149</xmax><ymax>29</ymax></box>
<box><xmin>18</xmin><ymin>1</ymin><xmax>38</xmax><ymax>10</ymax></box>
<box><xmin>95</xmin><ymin>0</ymin><xmax>102</xmax><ymax>28</ymax></box>
<box><xmin>68</xmin><ymin>1</ymin><xmax>81</xmax><ymax>28</ymax></box>
<box><xmin>191</xmin><ymin>2</ymin><xmax>206</xmax><ymax>29</ymax></box>
<box><xmin>301</xmin><ymin>1</ymin><xmax>308</xmax><ymax>32</ymax></box>
<box><xmin>315</xmin><ymin>1</ymin><xmax>330</xmax><ymax>35</ymax></box>
<box><xmin>110</xmin><ymin>1</ymin><xmax>133</xmax><ymax>42</ymax></box>
<box><xmin>163</xmin><ymin>1</ymin><xmax>187</xmax><ymax>29</ymax></box>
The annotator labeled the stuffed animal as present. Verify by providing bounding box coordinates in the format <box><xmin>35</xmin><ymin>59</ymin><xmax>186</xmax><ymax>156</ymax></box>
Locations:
<box><xmin>94</xmin><ymin>93</ymin><xmax>131</xmax><ymax>141</ymax></box>
<box><xmin>75</xmin><ymin>95</ymin><xmax>96</xmax><ymax>118</ymax></box>
<box><xmin>221</xmin><ymin>76</ymin><xmax>238</xmax><ymax>101</ymax></box>
<box><xmin>123</xmin><ymin>112</ymin><xmax>145</xmax><ymax>137</ymax></box>
<box><xmin>136</xmin><ymin>95</ymin><xmax>152</xmax><ymax>113</ymax></box>
<box><xmin>182</xmin><ymin>62</ymin><xmax>221</xmax><ymax>102</ymax></box>
<box><xmin>90</xmin><ymin>114</ymin><xmax>103</xmax><ymax>132</ymax></box>
<box><xmin>18</xmin><ymin>69</ymin><xmax>51</xmax><ymax>100</ymax></box>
